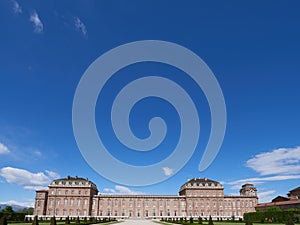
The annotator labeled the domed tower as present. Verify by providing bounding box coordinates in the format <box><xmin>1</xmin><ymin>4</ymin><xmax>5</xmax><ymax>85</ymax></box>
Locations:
<box><xmin>179</xmin><ymin>178</ymin><xmax>224</xmax><ymax>196</ymax></box>
<box><xmin>240</xmin><ymin>184</ymin><xmax>257</xmax><ymax>197</ymax></box>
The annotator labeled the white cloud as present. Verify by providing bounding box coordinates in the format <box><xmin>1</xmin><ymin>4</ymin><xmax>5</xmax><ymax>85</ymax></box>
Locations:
<box><xmin>246</xmin><ymin>146</ymin><xmax>300</xmax><ymax>176</ymax></box>
<box><xmin>257</xmin><ymin>190</ymin><xmax>277</xmax><ymax>203</ymax></box>
<box><xmin>12</xmin><ymin>0</ymin><xmax>22</xmax><ymax>14</ymax></box>
<box><xmin>162</xmin><ymin>167</ymin><xmax>173</xmax><ymax>176</ymax></box>
<box><xmin>74</xmin><ymin>17</ymin><xmax>87</xmax><ymax>36</ymax></box>
<box><xmin>33</xmin><ymin>150</ymin><xmax>42</xmax><ymax>157</ymax></box>
<box><xmin>29</xmin><ymin>11</ymin><xmax>43</xmax><ymax>33</ymax></box>
<box><xmin>0</xmin><ymin>143</ymin><xmax>10</xmax><ymax>154</ymax></box>
<box><xmin>0</xmin><ymin>167</ymin><xmax>60</xmax><ymax>190</ymax></box>
<box><xmin>103</xmin><ymin>188</ymin><xmax>116</xmax><ymax>193</ymax></box>
<box><xmin>0</xmin><ymin>200</ymin><xmax>34</xmax><ymax>208</ymax></box>
<box><xmin>103</xmin><ymin>185</ymin><xmax>144</xmax><ymax>195</ymax></box>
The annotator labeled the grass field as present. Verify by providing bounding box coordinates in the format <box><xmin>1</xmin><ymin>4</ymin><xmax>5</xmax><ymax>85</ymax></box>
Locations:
<box><xmin>8</xmin><ymin>222</ymin><xmax>119</xmax><ymax>225</ymax></box>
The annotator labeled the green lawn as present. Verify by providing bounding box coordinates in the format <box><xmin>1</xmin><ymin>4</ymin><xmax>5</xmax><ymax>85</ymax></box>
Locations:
<box><xmin>8</xmin><ymin>222</ymin><xmax>119</xmax><ymax>225</ymax></box>
<box><xmin>158</xmin><ymin>222</ymin><xmax>299</xmax><ymax>225</ymax></box>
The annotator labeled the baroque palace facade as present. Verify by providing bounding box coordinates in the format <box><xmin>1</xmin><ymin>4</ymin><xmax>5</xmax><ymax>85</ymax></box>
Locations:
<box><xmin>34</xmin><ymin>176</ymin><xmax>258</xmax><ymax>219</ymax></box>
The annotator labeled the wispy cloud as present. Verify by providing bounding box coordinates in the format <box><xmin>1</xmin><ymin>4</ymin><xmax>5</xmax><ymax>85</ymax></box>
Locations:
<box><xmin>74</xmin><ymin>17</ymin><xmax>87</xmax><ymax>37</ymax></box>
<box><xmin>29</xmin><ymin>11</ymin><xmax>43</xmax><ymax>33</ymax></box>
<box><xmin>103</xmin><ymin>185</ymin><xmax>145</xmax><ymax>195</ymax></box>
<box><xmin>246</xmin><ymin>146</ymin><xmax>300</xmax><ymax>176</ymax></box>
<box><xmin>224</xmin><ymin>146</ymin><xmax>300</xmax><ymax>203</ymax></box>
<box><xmin>162</xmin><ymin>167</ymin><xmax>173</xmax><ymax>176</ymax></box>
<box><xmin>0</xmin><ymin>167</ymin><xmax>60</xmax><ymax>190</ymax></box>
<box><xmin>0</xmin><ymin>143</ymin><xmax>10</xmax><ymax>154</ymax></box>
<box><xmin>257</xmin><ymin>190</ymin><xmax>277</xmax><ymax>203</ymax></box>
<box><xmin>226</xmin><ymin>174</ymin><xmax>300</xmax><ymax>190</ymax></box>
<box><xmin>11</xmin><ymin>0</ymin><xmax>22</xmax><ymax>14</ymax></box>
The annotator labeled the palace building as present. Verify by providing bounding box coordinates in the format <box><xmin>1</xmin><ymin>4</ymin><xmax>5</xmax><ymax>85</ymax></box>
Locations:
<box><xmin>34</xmin><ymin>176</ymin><xmax>258</xmax><ymax>219</ymax></box>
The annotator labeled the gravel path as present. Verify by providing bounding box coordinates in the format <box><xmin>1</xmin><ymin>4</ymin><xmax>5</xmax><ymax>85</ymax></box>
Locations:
<box><xmin>118</xmin><ymin>219</ymin><xmax>159</xmax><ymax>224</ymax></box>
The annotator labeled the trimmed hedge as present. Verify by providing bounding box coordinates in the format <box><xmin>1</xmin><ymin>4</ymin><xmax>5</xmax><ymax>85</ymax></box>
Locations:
<box><xmin>244</xmin><ymin>209</ymin><xmax>300</xmax><ymax>223</ymax></box>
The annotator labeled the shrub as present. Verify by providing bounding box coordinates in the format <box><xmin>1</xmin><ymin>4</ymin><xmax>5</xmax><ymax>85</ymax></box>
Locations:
<box><xmin>65</xmin><ymin>216</ymin><xmax>70</xmax><ymax>224</ymax></box>
<box><xmin>246</xmin><ymin>216</ymin><xmax>253</xmax><ymax>225</ymax></box>
<box><xmin>208</xmin><ymin>216</ymin><xmax>214</xmax><ymax>225</ymax></box>
<box><xmin>198</xmin><ymin>216</ymin><xmax>203</xmax><ymax>224</ymax></box>
<box><xmin>0</xmin><ymin>216</ymin><xmax>8</xmax><ymax>225</ymax></box>
<box><xmin>190</xmin><ymin>217</ymin><xmax>193</xmax><ymax>223</ymax></box>
<box><xmin>32</xmin><ymin>216</ymin><xmax>39</xmax><ymax>225</ymax></box>
<box><xmin>50</xmin><ymin>216</ymin><xmax>56</xmax><ymax>225</ymax></box>
<box><xmin>285</xmin><ymin>215</ymin><xmax>294</xmax><ymax>225</ymax></box>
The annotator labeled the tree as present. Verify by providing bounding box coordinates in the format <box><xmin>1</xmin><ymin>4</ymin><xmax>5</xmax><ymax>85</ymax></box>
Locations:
<box><xmin>65</xmin><ymin>216</ymin><xmax>70</xmax><ymax>224</ymax></box>
<box><xmin>208</xmin><ymin>216</ymin><xmax>214</xmax><ymax>225</ymax></box>
<box><xmin>0</xmin><ymin>216</ymin><xmax>8</xmax><ymax>225</ymax></box>
<box><xmin>285</xmin><ymin>215</ymin><xmax>294</xmax><ymax>225</ymax></box>
<box><xmin>50</xmin><ymin>216</ymin><xmax>56</xmax><ymax>225</ymax></box>
<box><xmin>190</xmin><ymin>217</ymin><xmax>194</xmax><ymax>223</ymax></box>
<box><xmin>76</xmin><ymin>216</ymin><xmax>80</xmax><ymax>224</ymax></box>
<box><xmin>198</xmin><ymin>216</ymin><xmax>203</xmax><ymax>224</ymax></box>
<box><xmin>32</xmin><ymin>215</ymin><xmax>39</xmax><ymax>225</ymax></box>
<box><xmin>1</xmin><ymin>206</ymin><xmax>13</xmax><ymax>213</ymax></box>
<box><xmin>266</xmin><ymin>206</ymin><xmax>281</xmax><ymax>212</ymax></box>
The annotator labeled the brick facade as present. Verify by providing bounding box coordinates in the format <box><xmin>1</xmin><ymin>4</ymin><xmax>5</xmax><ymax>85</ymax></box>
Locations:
<box><xmin>34</xmin><ymin>177</ymin><xmax>258</xmax><ymax>219</ymax></box>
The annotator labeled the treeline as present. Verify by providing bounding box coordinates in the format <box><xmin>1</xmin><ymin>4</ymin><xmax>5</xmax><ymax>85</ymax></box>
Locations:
<box><xmin>244</xmin><ymin>207</ymin><xmax>300</xmax><ymax>223</ymax></box>
<box><xmin>0</xmin><ymin>206</ymin><xmax>33</xmax><ymax>221</ymax></box>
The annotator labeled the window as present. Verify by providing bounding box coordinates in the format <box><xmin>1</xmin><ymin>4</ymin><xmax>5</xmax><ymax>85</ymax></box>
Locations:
<box><xmin>50</xmin><ymin>199</ymin><xmax>53</xmax><ymax>206</ymax></box>
<box><xmin>57</xmin><ymin>199</ymin><xmax>60</xmax><ymax>206</ymax></box>
<box><xmin>122</xmin><ymin>209</ymin><xmax>126</xmax><ymax>217</ymax></box>
<box><xmin>152</xmin><ymin>209</ymin><xmax>156</xmax><ymax>216</ymax></box>
<box><xmin>99</xmin><ymin>210</ymin><xmax>102</xmax><ymax>216</ymax></box>
<box><xmin>84</xmin><ymin>199</ymin><xmax>88</xmax><ymax>206</ymax></box>
<box><xmin>58</xmin><ymin>190</ymin><xmax>61</xmax><ymax>195</ymax></box>
<box><xmin>70</xmin><ymin>199</ymin><xmax>74</xmax><ymax>206</ymax></box>
<box><xmin>55</xmin><ymin>209</ymin><xmax>59</xmax><ymax>216</ymax></box>
<box><xmin>64</xmin><ymin>199</ymin><xmax>67</xmax><ymax>206</ymax></box>
<box><xmin>63</xmin><ymin>210</ymin><xmax>66</xmax><ymax>216</ymax></box>
<box><xmin>78</xmin><ymin>190</ymin><xmax>81</xmax><ymax>195</ymax></box>
<box><xmin>69</xmin><ymin>210</ymin><xmax>73</xmax><ymax>216</ymax></box>
<box><xmin>76</xmin><ymin>209</ymin><xmax>80</xmax><ymax>216</ymax></box>
<box><xmin>65</xmin><ymin>190</ymin><xmax>68</xmax><ymax>195</ymax></box>
<box><xmin>77</xmin><ymin>199</ymin><xmax>81</xmax><ymax>206</ymax></box>
<box><xmin>37</xmin><ymin>201</ymin><xmax>40</xmax><ymax>207</ymax></box>
<box><xmin>83</xmin><ymin>209</ymin><xmax>87</xmax><ymax>216</ymax></box>
<box><xmin>114</xmin><ymin>210</ymin><xmax>118</xmax><ymax>216</ymax></box>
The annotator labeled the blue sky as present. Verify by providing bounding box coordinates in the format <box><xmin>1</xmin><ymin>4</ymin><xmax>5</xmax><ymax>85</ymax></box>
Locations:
<box><xmin>0</xmin><ymin>0</ymin><xmax>300</xmax><ymax>207</ymax></box>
